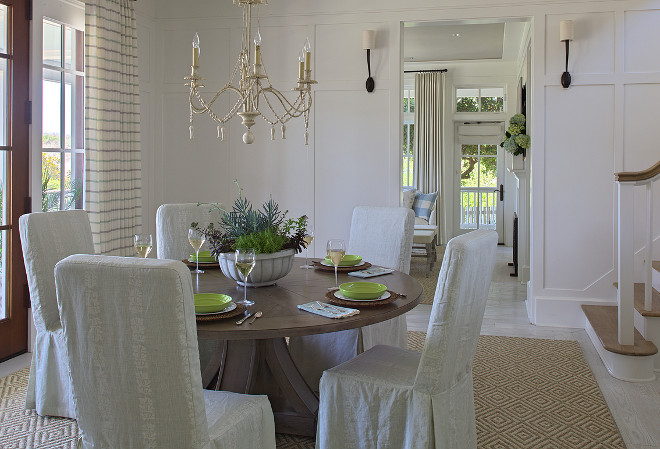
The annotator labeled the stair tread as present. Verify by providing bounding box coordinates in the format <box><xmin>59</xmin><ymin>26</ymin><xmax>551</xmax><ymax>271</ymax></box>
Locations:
<box><xmin>612</xmin><ymin>282</ymin><xmax>660</xmax><ymax>317</ymax></box>
<box><xmin>582</xmin><ymin>305</ymin><xmax>658</xmax><ymax>356</ymax></box>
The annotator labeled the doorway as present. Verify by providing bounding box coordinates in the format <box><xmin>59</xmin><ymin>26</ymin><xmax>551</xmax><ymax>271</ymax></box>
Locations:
<box><xmin>0</xmin><ymin>0</ymin><xmax>30</xmax><ymax>361</ymax></box>
<box><xmin>401</xmin><ymin>18</ymin><xmax>530</xmax><ymax>247</ymax></box>
<box><xmin>455</xmin><ymin>122</ymin><xmax>505</xmax><ymax>241</ymax></box>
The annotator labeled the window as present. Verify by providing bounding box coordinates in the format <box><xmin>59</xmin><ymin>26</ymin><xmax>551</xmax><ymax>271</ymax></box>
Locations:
<box><xmin>402</xmin><ymin>88</ymin><xmax>415</xmax><ymax>189</ymax></box>
<box><xmin>42</xmin><ymin>19</ymin><xmax>84</xmax><ymax>212</ymax></box>
<box><xmin>456</xmin><ymin>87</ymin><xmax>504</xmax><ymax>113</ymax></box>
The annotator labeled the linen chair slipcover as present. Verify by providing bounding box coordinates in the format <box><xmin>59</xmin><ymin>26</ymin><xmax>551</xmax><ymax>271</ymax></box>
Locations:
<box><xmin>19</xmin><ymin>210</ymin><xmax>95</xmax><ymax>418</ymax></box>
<box><xmin>156</xmin><ymin>202</ymin><xmax>223</xmax><ymax>260</ymax></box>
<box><xmin>156</xmin><ymin>202</ymin><xmax>225</xmax><ymax>382</ymax></box>
<box><xmin>316</xmin><ymin>229</ymin><xmax>497</xmax><ymax>449</ymax></box>
<box><xmin>55</xmin><ymin>255</ymin><xmax>276</xmax><ymax>449</ymax></box>
<box><xmin>289</xmin><ymin>206</ymin><xmax>415</xmax><ymax>389</ymax></box>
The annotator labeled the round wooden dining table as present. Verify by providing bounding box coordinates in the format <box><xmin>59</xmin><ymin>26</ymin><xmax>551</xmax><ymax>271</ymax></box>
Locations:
<box><xmin>193</xmin><ymin>258</ymin><xmax>423</xmax><ymax>437</ymax></box>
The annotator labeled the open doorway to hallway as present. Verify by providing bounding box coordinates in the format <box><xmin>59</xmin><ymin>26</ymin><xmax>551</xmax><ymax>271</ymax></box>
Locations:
<box><xmin>401</xmin><ymin>18</ymin><xmax>531</xmax><ymax>264</ymax></box>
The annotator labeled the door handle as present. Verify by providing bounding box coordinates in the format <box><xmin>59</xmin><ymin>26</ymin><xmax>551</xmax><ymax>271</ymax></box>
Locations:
<box><xmin>493</xmin><ymin>184</ymin><xmax>504</xmax><ymax>202</ymax></box>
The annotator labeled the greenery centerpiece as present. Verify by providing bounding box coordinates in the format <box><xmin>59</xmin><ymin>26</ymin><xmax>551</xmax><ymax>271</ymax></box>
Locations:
<box><xmin>193</xmin><ymin>181</ymin><xmax>308</xmax><ymax>287</ymax></box>
<box><xmin>500</xmin><ymin>113</ymin><xmax>530</xmax><ymax>157</ymax></box>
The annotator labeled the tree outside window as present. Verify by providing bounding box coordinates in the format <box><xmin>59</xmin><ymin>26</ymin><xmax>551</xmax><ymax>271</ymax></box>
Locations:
<box><xmin>456</xmin><ymin>87</ymin><xmax>504</xmax><ymax>113</ymax></box>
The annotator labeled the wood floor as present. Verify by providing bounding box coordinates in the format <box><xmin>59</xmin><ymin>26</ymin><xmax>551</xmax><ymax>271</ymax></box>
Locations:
<box><xmin>2</xmin><ymin>247</ymin><xmax>659</xmax><ymax>448</ymax></box>
<box><xmin>407</xmin><ymin>247</ymin><xmax>660</xmax><ymax>449</ymax></box>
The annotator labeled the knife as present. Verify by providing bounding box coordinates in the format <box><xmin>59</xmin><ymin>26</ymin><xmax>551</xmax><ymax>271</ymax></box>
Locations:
<box><xmin>236</xmin><ymin>311</ymin><xmax>255</xmax><ymax>325</ymax></box>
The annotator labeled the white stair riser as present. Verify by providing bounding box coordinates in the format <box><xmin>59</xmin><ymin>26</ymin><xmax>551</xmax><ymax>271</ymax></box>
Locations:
<box><xmin>634</xmin><ymin>311</ymin><xmax>660</xmax><ymax>372</ymax></box>
<box><xmin>585</xmin><ymin>318</ymin><xmax>656</xmax><ymax>381</ymax></box>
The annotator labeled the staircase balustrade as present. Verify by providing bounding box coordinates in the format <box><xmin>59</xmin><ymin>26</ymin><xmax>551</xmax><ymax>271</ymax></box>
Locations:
<box><xmin>615</xmin><ymin>160</ymin><xmax>660</xmax><ymax>345</ymax></box>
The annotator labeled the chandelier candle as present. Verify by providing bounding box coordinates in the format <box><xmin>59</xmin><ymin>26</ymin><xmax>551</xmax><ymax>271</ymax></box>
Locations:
<box><xmin>184</xmin><ymin>0</ymin><xmax>317</xmax><ymax>145</ymax></box>
<box><xmin>192</xmin><ymin>33</ymin><xmax>199</xmax><ymax>67</ymax></box>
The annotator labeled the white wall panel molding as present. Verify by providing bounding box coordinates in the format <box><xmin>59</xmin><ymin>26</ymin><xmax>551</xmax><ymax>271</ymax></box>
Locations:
<box><xmin>623</xmin><ymin>84</ymin><xmax>660</xmax><ymax>169</ymax></box>
<box><xmin>313</xmin><ymin>89</ymin><xmax>393</xmax><ymax>258</ymax></box>
<box><xmin>624</xmin><ymin>9</ymin><xmax>660</xmax><ymax>73</ymax></box>
<box><xmin>543</xmin><ymin>84</ymin><xmax>615</xmax><ymax>291</ymax></box>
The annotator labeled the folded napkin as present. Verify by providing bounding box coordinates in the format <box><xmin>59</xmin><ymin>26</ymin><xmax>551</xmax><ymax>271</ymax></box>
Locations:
<box><xmin>298</xmin><ymin>301</ymin><xmax>360</xmax><ymax>319</ymax></box>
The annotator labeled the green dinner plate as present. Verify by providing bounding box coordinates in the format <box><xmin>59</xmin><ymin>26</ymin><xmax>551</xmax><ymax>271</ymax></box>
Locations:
<box><xmin>194</xmin><ymin>293</ymin><xmax>232</xmax><ymax>314</ymax></box>
<box><xmin>189</xmin><ymin>250</ymin><xmax>215</xmax><ymax>262</ymax></box>
<box><xmin>339</xmin><ymin>282</ymin><xmax>387</xmax><ymax>300</ymax></box>
<box><xmin>324</xmin><ymin>254</ymin><xmax>363</xmax><ymax>266</ymax></box>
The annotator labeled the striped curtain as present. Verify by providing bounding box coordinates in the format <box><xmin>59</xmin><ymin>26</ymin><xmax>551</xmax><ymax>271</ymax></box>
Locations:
<box><xmin>85</xmin><ymin>0</ymin><xmax>141</xmax><ymax>255</ymax></box>
<box><xmin>414</xmin><ymin>72</ymin><xmax>447</xmax><ymax>244</ymax></box>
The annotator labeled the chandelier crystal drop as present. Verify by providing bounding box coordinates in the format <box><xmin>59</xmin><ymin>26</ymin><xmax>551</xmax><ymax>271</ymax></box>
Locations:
<box><xmin>184</xmin><ymin>0</ymin><xmax>317</xmax><ymax>145</ymax></box>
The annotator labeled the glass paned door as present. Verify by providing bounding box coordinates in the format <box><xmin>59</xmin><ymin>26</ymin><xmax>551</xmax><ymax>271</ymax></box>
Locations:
<box><xmin>459</xmin><ymin>143</ymin><xmax>503</xmax><ymax>238</ymax></box>
<box><xmin>0</xmin><ymin>0</ymin><xmax>30</xmax><ymax>361</ymax></box>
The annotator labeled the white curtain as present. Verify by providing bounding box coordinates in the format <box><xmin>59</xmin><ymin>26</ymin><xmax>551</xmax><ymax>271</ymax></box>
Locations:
<box><xmin>85</xmin><ymin>0</ymin><xmax>142</xmax><ymax>255</ymax></box>
<box><xmin>414</xmin><ymin>72</ymin><xmax>447</xmax><ymax>244</ymax></box>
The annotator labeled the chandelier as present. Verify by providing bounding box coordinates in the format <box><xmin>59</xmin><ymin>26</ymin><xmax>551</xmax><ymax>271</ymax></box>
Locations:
<box><xmin>185</xmin><ymin>0</ymin><xmax>317</xmax><ymax>145</ymax></box>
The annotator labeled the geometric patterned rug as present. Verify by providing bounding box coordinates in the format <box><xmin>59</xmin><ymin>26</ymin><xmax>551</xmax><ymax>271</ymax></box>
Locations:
<box><xmin>0</xmin><ymin>334</ymin><xmax>625</xmax><ymax>448</ymax></box>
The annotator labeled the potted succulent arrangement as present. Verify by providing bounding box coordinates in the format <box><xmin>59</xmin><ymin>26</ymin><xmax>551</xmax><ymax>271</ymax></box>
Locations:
<box><xmin>193</xmin><ymin>182</ymin><xmax>308</xmax><ymax>287</ymax></box>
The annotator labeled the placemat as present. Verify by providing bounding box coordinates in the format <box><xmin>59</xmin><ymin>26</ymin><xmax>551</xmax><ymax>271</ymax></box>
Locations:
<box><xmin>196</xmin><ymin>302</ymin><xmax>247</xmax><ymax>321</ymax></box>
<box><xmin>182</xmin><ymin>259</ymin><xmax>220</xmax><ymax>269</ymax></box>
<box><xmin>313</xmin><ymin>261</ymin><xmax>372</xmax><ymax>272</ymax></box>
<box><xmin>325</xmin><ymin>289</ymin><xmax>400</xmax><ymax>307</ymax></box>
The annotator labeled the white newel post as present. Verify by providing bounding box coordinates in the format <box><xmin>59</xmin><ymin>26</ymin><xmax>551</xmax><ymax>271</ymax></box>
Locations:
<box><xmin>617</xmin><ymin>181</ymin><xmax>635</xmax><ymax>346</ymax></box>
<box><xmin>645</xmin><ymin>183</ymin><xmax>653</xmax><ymax>311</ymax></box>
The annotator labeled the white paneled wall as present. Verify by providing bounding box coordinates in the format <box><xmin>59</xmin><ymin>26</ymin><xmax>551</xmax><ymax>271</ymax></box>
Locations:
<box><xmin>127</xmin><ymin>0</ymin><xmax>660</xmax><ymax>328</ymax></box>
<box><xmin>543</xmin><ymin>85</ymin><xmax>615</xmax><ymax>292</ymax></box>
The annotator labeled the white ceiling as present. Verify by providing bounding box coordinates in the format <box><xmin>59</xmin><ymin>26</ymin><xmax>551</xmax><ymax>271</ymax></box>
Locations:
<box><xmin>403</xmin><ymin>21</ymin><xmax>529</xmax><ymax>63</ymax></box>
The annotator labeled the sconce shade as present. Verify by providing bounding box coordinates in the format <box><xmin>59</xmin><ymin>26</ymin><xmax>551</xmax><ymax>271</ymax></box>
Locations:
<box><xmin>560</xmin><ymin>20</ymin><xmax>574</xmax><ymax>41</ymax></box>
<box><xmin>362</xmin><ymin>30</ymin><xmax>376</xmax><ymax>50</ymax></box>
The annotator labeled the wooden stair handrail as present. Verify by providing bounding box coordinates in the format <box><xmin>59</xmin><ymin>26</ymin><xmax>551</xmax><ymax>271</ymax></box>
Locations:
<box><xmin>615</xmin><ymin>160</ymin><xmax>660</xmax><ymax>183</ymax></box>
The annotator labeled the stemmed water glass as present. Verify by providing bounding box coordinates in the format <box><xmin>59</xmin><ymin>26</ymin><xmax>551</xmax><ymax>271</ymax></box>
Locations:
<box><xmin>326</xmin><ymin>239</ymin><xmax>346</xmax><ymax>289</ymax></box>
<box><xmin>134</xmin><ymin>234</ymin><xmax>153</xmax><ymax>258</ymax></box>
<box><xmin>235</xmin><ymin>248</ymin><xmax>256</xmax><ymax>306</ymax></box>
<box><xmin>188</xmin><ymin>228</ymin><xmax>206</xmax><ymax>274</ymax></box>
<box><xmin>300</xmin><ymin>226</ymin><xmax>315</xmax><ymax>269</ymax></box>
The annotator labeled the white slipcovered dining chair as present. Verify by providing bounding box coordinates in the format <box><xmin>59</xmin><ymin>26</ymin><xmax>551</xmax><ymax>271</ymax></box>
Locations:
<box><xmin>316</xmin><ymin>230</ymin><xmax>497</xmax><ymax>449</ymax></box>
<box><xmin>288</xmin><ymin>206</ymin><xmax>415</xmax><ymax>389</ymax></box>
<box><xmin>156</xmin><ymin>202</ymin><xmax>223</xmax><ymax>260</ymax></box>
<box><xmin>55</xmin><ymin>255</ymin><xmax>276</xmax><ymax>449</ymax></box>
<box><xmin>19</xmin><ymin>210</ymin><xmax>95</xmax><ymax>418</ymax></box>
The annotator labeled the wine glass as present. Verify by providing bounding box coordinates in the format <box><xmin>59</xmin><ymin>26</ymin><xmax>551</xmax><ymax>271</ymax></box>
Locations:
<box><xmin>235</xmin><ymin>248</ymin><xmax>256</xmax><ymax>306</ymax></box>
<box><xmin>188</xmin><ymin>228</ymin><xmax>206</xmax><ymax>274</ymax></box>
<box><xmin>326</xmin><ymin>239</ymin><xmax>346</xmax><ymax>289</ymax></box>
<box><xmin>300</xmin><ymin>226</ymin><xmax>315</xmax><ymax>269</ymax></box>
<box><xmin>134</xmin><ymin>234</ymin><xmax>153</xmax><ymax>258</ymax></box>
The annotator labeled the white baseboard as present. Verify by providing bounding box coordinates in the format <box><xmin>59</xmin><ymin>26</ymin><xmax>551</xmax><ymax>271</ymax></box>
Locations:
<box><xmin>529</xmin><ymin>295</ymin><xmax>612</xmax><ymax>328</ymax></box>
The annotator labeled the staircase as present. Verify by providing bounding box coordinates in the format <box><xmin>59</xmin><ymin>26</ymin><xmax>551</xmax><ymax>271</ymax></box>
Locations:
<box><xmin>583</xmin><ymin>161</ymin><xmax>660</xmax><ymax>382</ymax></box>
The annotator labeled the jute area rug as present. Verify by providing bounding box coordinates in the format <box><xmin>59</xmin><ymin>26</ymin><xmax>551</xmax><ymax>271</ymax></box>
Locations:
<box><xmin>0</xmin><ymin>334</ymin><xmax>624</xmax><ymax>449</ymax></box>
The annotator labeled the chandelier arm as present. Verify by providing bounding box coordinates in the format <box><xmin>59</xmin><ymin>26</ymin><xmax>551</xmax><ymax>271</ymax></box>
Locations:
<box><xmin>259</xmin><ymin>87</ymin><xmax>310</xmax><ymax>119</ymax></box>
<box><xmin>190</xmin><ymin>85</ymin><xmax>246</xmax><ymax>114</ymax></box>
<box><xmin>258</xmin><ymin>90</ymin><xmax>303</xmax><ymax>125</ymax></box>
<box><xmin>193</xmin><ymin>88</ymin><xmax>248</xmax><ymax>124</ymax></box>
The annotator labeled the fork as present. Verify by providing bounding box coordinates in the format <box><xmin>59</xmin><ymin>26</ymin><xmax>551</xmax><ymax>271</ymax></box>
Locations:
<box><xmin>315</xmin><ymin>301</ymin><xmax>344</xmax><ymax>314</ymax></box>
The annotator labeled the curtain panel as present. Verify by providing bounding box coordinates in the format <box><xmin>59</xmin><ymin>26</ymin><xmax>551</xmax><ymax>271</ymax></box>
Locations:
<box><xmin>85</xmin><ymin>0</ymin><xmax>142</xmax><ymax>255</ymax></box>
<box><xmin>413</xmin><ymin>72</ymin><xmax>447</xmax><ymax>244</ymax></box>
